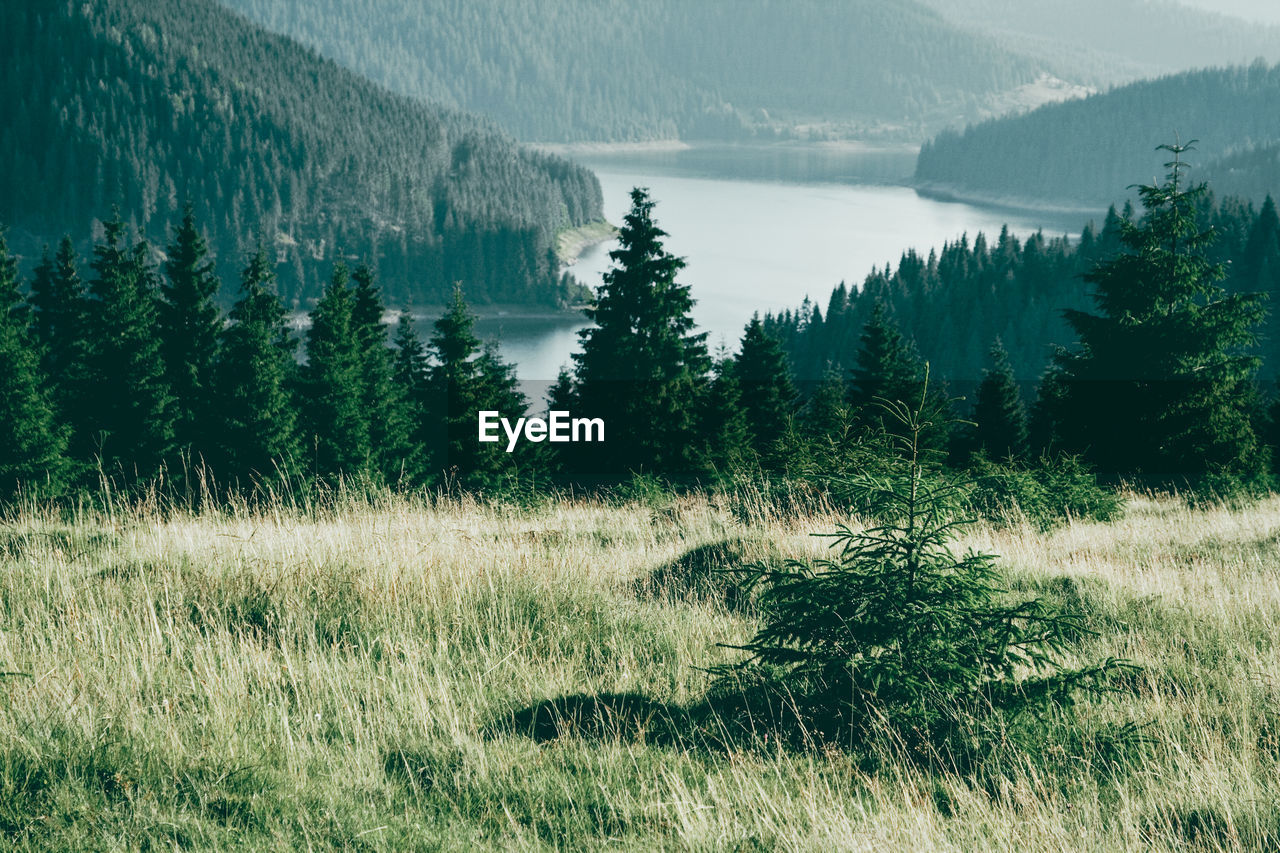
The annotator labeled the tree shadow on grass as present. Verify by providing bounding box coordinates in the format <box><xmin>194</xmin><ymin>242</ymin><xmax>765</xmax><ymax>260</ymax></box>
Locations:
<box><xmin>483</xmin><ymin>683</ymin><xmax>818</xmax><ymax>755</ymax></box>
<box><xmin>630</xmin><ymin>538</ymin><xmax>758</xmax><ymax>614</ymax></box>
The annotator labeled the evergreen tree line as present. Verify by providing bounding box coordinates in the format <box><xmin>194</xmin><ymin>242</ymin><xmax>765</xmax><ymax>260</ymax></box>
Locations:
<box><xmin>0</xmin><ymin>207</ymin><xmax>533</xmax><ymax>500</ymax></box>
<box><xmin>3</xmin><ymin>0</ymin><xmax>602</xmax><ymax>309</ymax></box>
<box><xmin>3</xmin><ymin>152</ymin><xmax>1273</xmax><ymax>503</ymax></box>
<box><xmin>768</xmin><ymin>146</ymin><xmax>1275</xmax><ymax>493</ymax></box>
<box><xmin>767</xmin><ymin>189</ymin><xmax>1280</xmax><ymax>388</ymax></box>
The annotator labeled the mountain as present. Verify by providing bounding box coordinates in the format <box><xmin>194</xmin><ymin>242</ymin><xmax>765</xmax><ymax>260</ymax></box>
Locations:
<box><xmin>916</xmin><ymin>0</ymin><xmax>1280</xmax><ymax>87</ymax></box>
<box><xmin>1</xmin><ymin>0</ymin><xmax>604</xmax><ymax>308</ymax></box>
<box><xmin>914</xmin><ymin>62</ymin><xmax>1280</xmax><ymax>208</ymax></box>
<box><xmin>217</xmin><ymin>0</ymin><xmax>1057</xmax><ymax>143</ymax></box>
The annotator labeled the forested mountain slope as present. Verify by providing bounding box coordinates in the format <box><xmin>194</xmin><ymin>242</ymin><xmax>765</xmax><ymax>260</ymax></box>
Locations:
<box><xmin>1</xmin><ymin>0</ymin><xmax>603</xmax><ymax>308</ymax></box>
<box><xmin>915</xmin><ymin>63</ymin><xmax>1280</xmax><ymax>207</ymax></box>
<box><xmin>917</xmin><ymin>0</ymin><xmax>1280</xmax><ymax>86</ymax></box>
<box><xmin>219</xmin><ymin>0</ymin><xmax>1051</xmax><ymax>143</ymax></box>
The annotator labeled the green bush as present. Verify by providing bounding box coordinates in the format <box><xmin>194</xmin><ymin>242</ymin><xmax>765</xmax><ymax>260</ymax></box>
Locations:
<box><xmin>967</xmin><ymin>452</ymin><xmax>1124</xmax><ymax>529</ymax></box>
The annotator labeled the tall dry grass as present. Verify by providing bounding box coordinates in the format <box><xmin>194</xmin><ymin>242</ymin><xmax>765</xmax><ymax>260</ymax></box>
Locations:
<box><xmin>1</xmin><ymin>488</ymin><xmax>1279</xmax><ymax>850</ymax></box>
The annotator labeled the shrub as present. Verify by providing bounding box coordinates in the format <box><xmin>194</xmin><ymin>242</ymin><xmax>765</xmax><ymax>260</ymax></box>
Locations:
<box><xmin>716</xmin><ymin>391</ymin><xmax>1131</xmax><ymax>758</ymax></box>
<box><xmin>967</xmin><ymin>452</ymin><xmax>1123</xmax><ymax>529</ymax></box>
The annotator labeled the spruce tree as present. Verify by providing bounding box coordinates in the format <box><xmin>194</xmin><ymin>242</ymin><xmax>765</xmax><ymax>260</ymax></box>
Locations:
<box><xmin>216</xmin><ymin>246</ymin><xmax>300</xmax><ymax>486</ymax></box>
<box><xmin>803</xmin><ymin>366</ymin><xmax>852</xmax><ymax>443</ymax></box>
<box><xmin>351</xmin><ymin>264</ymin><xmax>415</xmax><ymax>483</ymax></box>
<box><xmin>81</xmin><ymin>212</ymin><xmax>175</xmax><ymax>481</ymax></box>
<box><xmin>733</xmin><ymin>315</ymin><xmax>797</xmax><ymax>466</ymax></box>
<box><xmin>391</xmin><ymin>309</ymin><xmax>430</xmax><ymax>483</ymax></box>
<box><xmin>848</xmin><ymin>301</ymin><xmax>949</xmax><ymax>450</ymax></box>
<box><xmin>700</xmin><ymin>348</ymin><xmax>752</xmax><ymax>475</ymax></box>
<box><xmin>971</xmin><ymin>339</ymin><xmax>1029</xmax><ymax>460</ymax></box>
<box><xmin>301</xmin><ymin>262</ymin><xmax>370</xmax><ymax>480</ymax></box>
<box><xmin>572</xmin><ymin>187</ymin><xmax>709</xmax><ymax>477</ymax></box>
<box><xmin>160</xmin><ymin>203</ymin><xmax>223</xmax><ymax>466</ymax></box>
<box><xmin>0</xmin><ymin>233</ymin><xmax>70</xmax><ymax>499</ymax></box>
<box><xmin>1241</xmin><ymin>196</ymin><xmax>1280</xmax><ymax>370</ymax></box>
<box><xmin>427</xmin><ymin>285</ymin><xmax>523</xmax><ymax>487</ymax></box>
<box><xmin>27</xmin><ymin>236</ymin><xmax>87</xmax><ymax>422</ymax></box>
<box><xmin>543</xmin><ymin>365</ymin><xmax>580</xmax><ymax>476</ymax></box>
<box><xmin>1052</xmin><ymin>142</ymin><xmax>1268</xmax><ymax>487</ymax></box>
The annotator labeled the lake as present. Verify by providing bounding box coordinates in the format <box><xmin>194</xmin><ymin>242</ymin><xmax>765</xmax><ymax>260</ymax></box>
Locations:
<box><xmin>468</xmin><ymin>144</ymin><xmax>1093</xmax><ymax>388</ymax></box>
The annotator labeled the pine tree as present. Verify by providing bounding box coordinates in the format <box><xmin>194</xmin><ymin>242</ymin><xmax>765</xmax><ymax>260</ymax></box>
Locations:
<box><xmin>391</xmin><ymin>309</ymin><xmax>430</xmax><ymax>483</ymax></box>
<box><xmin>0</xmin><ymin>233</ymin><xmax>70</xmax><ymax>499</ymax></box>
<box><xmin>350</xmin><ymin>264</ymin><xmax>415</xmax><ymax>483</ymax></box>
<box><xmin>717</xmin><ymin>389</ymin><xmax>1122</xmax><ymax>753</ymax></box>
<box><xmin>427</xmin><ymin>285</ymin><xmax>523</xmax><ymax>487</ymax></box>
<box><xmin>700</xmin><ymin>347</ymin><xmax>752</xmax><ymax>475</ymax></box>
<box><xmin>27</xmin><ymin>236</ymin><xmax>87</xmax><ymax>422</ymax></box>
<box><xmin>81</xmin><ymin>212</ymin><xmax>175</xmax><ymax>481</ymax></box>
<box><xmin>216</xmin><ymin>246</ymin><xmax>299</xmax><ymax>486</ymax></box>
<box><xmin>848</xmin><ymin>301</ymin><xmax>923</xmax><ymax>416</ymax></box>
<box><xmin>572</xmin><ymin>187</ymin><xmax>710</xmax><ymax>477</ymax></box>
<box><xmin>848</xmin><ymin>301</ymin><xmax>949</xmax><ymax>449</ymax></box>
<box><xmin>159</xmin><ymin>202</ymin><xmax>223</xmax><ymax>466</ymax></box>
<box><xmin>733</xmin><ymin>314</ymin><xmax>797</xmax><ymax>466</ymax></box>
<box><xmin>301</xmin><ymin>262</ymin><xmax>370</xmax><ymax>480</ymax></box>
<box><xmin>971</xmin><ymin>339</ymin><xmax>1029</xmax><ymax>460</ymax></box>
<box><xmin>1052</xmin><ymin>142</ymin><xmax>1268</xmax><ymax>488</ymax></box>
<box><xmin>1240</xmin><ymin>196</ymin><xmax>1280</xmax><ymax>370</ymax></box>
<box><xmin>803</xmin><ymin>366</ymin><xmax>852</xmax><ymax>443</ymax></box>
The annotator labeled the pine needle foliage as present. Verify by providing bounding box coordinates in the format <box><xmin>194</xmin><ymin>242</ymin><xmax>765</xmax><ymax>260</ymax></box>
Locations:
<box><xmin>1052</xmin><ymin>141</ymin><xmax>1268</xmax><ymax>490</ymax></box>
<box><xmin>719</xmin><ymin>379</ymin><xmax>1129</xmax><ymax>756</ymax></box>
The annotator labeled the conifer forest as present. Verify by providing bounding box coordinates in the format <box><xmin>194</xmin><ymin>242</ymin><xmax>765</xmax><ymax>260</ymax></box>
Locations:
<box><xmin>5</xmin><ymin>2</ymin><xmax>1280</xmax><ymax>850</ymax></box>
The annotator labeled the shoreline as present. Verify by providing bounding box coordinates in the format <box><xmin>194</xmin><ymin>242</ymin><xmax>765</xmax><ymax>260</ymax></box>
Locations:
<box><xmin>912</xmin><ymin>180</ymin><xmax>1107</xmax><ymax>220</ymax></box>
<box><xmin>286</xmin><ymin>304</ymin><xmax>589</xmax><ymax>330</ymax></box>
<box><xmin>556</xmin><ymin>219</ymin><xmax>617</xmax><ymax>265</ymax></box>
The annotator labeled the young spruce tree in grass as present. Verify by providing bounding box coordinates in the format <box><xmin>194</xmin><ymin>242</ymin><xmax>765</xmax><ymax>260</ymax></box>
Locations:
<box><xmin>572</xmin><ymin>187</ymin><xmax>710</xmax><ymax>478</ymax></box>
<box><xmin>717</xmin><ymin>384</ymin><xmax>1127</xmax><ymax>757</ymax></box>
<box><xmin>734</xmin><ymin>315</ymin><xmax>797</xmax><ymax>466</ymax></box>
<box><xmin>215</xmin><ymin>246</ymin><xmax>299</xmax><ymax>487</ymax></box>
<box><xmin>970</xmin><ymin>338</ymin><xmax>1029</xmax><ymax>460</ymax></box>
<box><xmin>160</xmin><ymin>203</ymin><xmax>223</xmax><ymax>467</ymax></box>
<box><xmin>0</xmin><ymin>233</ymin><xmax>69</xmax><ymax>499</ymax></box>
<box><xmin>80</xmin><ymin>212</ymin><xmax>175</xmax><ymax>482</ymax></box>
<box><xmin>302</xmin><ymin>262</ymin><xmax>371</xmax><ymax>481</ymax></box>
<box><xmin>1051</xmin><ymin>142</ymin><xmax>1268</xmax><ymax>490</ymax></box>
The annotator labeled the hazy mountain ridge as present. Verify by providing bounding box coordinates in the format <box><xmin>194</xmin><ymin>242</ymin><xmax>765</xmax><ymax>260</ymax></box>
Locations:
<box><xmin>915</xmin><ymin>62</ymin><xmax>1280</xmax><ymax>207</ymax></box>
<box><xmin>1</xmin><ymin>0</ymin><xmax>604</xmax><ymax>307</ymax></box>
<box><xmin>917</xmin><ymin>0</ymin><xmax>1280</xmax><ymax>85</ymax></box>
<box><xmin>218</xmin><ymin>0</ymin><xmax>1056</xmax><ymax>143</ymax></box>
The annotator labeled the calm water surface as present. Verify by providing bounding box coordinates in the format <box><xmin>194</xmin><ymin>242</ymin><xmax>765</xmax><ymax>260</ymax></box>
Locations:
<box><xmin>467</xmin><ymin>145</ymin><xmax>1091</xmax><ymax>385</ymax></box>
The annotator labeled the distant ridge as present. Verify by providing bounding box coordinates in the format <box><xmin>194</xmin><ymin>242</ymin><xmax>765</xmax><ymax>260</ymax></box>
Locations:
<box><xmin>1</xmin><ymin>0</ymin><xmax>604</xmax><ymax>307</ymax></box>
<box><xmin>915</xmin><ymin>62</ymin><xmax>1280</xmax><ymax>208</ymax></box>
<box><xmin>219</xmin><ymin>0</ymin><xmax>1056</xmax><ymax>143</ymax></box>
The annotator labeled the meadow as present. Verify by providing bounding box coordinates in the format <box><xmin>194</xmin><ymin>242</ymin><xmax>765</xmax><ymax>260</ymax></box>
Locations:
<box><xmin>2</xmin><ymin>486</ymin><xmax>1280</xmax><ymax>850</ymax></box>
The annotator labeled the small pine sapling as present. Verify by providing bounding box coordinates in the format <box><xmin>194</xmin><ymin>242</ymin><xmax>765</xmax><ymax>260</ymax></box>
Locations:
<box><xmin>717</xmin><ymin>376</ymin><xmax>1131</xmax><ymax>758</ymax></box>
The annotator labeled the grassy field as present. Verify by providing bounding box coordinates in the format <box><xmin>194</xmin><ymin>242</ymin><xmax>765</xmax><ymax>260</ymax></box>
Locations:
<box><xmin>2</xmin><ymin>487</ymin><xmax>1280</xmax><ymax>850</ymax></box>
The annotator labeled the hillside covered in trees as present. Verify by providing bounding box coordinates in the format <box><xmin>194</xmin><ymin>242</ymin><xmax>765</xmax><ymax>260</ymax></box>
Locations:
<box><xmin>915</xmin><ymin>62</ymin><xmax>1280</xmax><ymax>207</ymax></box>
<box><xmin>218</xmin><ymin>0</ymin><xmax>1050</xmax><ymax>143</ymax></box>
<box><xmin>1</xmin><ymin>0</ymin><xmax>603</xmax><ymax>308</ymax></box>
<box><xmin>917</xmin><ymin>0</ymin><xmax>1280</xmax><ymax>85</ymax></box>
